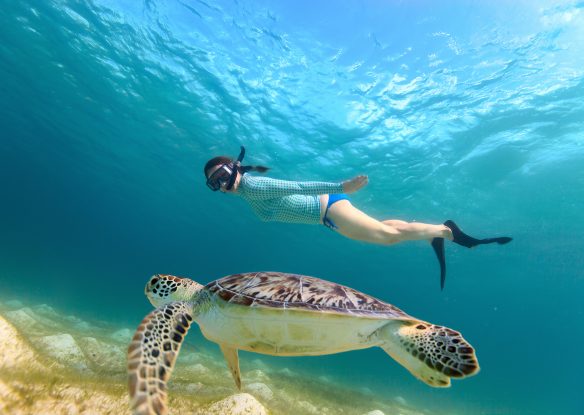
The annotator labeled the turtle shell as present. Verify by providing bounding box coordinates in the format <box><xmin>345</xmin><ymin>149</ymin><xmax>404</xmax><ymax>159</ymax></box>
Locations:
<box><xmin>205</xmin><ymin>271</ymin><xmax>412</xmax><ymax>319</ymax></box>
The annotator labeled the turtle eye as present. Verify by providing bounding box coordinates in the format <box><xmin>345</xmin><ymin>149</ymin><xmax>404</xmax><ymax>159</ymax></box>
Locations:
<box><xmin>151</xmin><ymin>277</ymin><xmax>160</xmax><ymax>286</ymax></box>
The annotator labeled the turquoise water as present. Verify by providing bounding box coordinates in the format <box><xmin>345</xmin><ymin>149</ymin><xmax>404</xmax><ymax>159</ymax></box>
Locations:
<box><xmin>1</xmin><ymin>0</ymin><xmax>583</xmax><ymax>414</ymax></box>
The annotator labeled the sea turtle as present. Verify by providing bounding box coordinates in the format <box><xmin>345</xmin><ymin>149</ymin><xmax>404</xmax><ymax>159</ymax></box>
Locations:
<box><xmin>128</xmin><ymin>272</ymin><xmax>479</xmax><ymax>415</ymax></box>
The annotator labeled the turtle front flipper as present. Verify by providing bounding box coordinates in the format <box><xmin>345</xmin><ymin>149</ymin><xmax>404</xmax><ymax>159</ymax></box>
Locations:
<box><xmin>127</xmin><ymin>301</ymin><xmax>194</xmax><ymax>415</ymax></box>
<box><xmin>220</xmin><ymin>344</ymin><xmax>241</xmax><ymax>390</ymax></box>
<box><xmin>377</xmin><ymin>320</ymin><xmax>479</xmax><ymax>388</ymax></box>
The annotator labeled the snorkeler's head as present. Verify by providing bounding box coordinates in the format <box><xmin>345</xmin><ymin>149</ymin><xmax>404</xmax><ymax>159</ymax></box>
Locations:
<box><xmin>204</xmin><ymin>156</ymin><xmax>233</xmax><ymax>178</ymax></box>
<box><xmin>205</xmin><ymin>161</ymin><xmax>235</xmax><ymax>192</ymax></box>
<box><xmin>204</xmin><ymin>147</ymin><xmax>269</xmax><ymax>191</ymax></box>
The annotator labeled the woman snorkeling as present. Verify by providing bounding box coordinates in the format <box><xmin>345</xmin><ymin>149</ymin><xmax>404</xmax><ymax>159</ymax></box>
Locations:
<box><xmin>204</xmin><ymin>147</ymin><xmax>512</xmax><ymax>289</ymax></box>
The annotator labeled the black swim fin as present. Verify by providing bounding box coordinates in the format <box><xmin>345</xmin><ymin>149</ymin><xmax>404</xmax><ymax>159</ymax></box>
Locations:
<box><xmin>431</xmin><ymin>237</ymin><xmax>446</xmax><ymax>290</ymax></box>
<box><xmin>444</xmin><ymin>220</ymin><xmax>513</xmax><ymax>248</ymax></box>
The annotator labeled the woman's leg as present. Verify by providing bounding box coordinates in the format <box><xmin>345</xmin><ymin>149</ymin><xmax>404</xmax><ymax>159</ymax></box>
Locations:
<box><xmin>382</xmin><ymin>220</ymin><xmax>454</xmax><ymax>241</ymax></box>
<box><xmin>326</xmin><ymin>201</ymin><xmax>452</xmax><ymax>245</ymax></box>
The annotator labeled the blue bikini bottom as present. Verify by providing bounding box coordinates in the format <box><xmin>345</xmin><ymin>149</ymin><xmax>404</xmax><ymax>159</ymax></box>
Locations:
<box><xmin>323</xmin><ymin>193</ymin><xmax>349</xmax><ymax>230</ymax></box>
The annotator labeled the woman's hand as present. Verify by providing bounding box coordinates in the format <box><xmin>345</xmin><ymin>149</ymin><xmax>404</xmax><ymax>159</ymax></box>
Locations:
<box><xmin>342</xmin><ymin>175</ymin><xmax>369</xmax><ymax>193</ymax></box>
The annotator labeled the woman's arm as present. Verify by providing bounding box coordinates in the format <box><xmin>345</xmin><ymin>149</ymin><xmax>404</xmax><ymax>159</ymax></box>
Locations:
<box><xmin>242</xmin><ymin>176</ymin><xmax>344</xmax><ymax>199</ymax></box>
<box><xmin>241</xmin><ymin>175</ymin><xmax>368</xmax><ymax>199</ymax></box>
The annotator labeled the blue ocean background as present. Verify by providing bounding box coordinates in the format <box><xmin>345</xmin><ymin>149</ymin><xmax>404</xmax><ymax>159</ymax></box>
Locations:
<box><xmin>1</xmin><ymin>0</ymin><xmax>583</xmax><ymax>414</ymax></box>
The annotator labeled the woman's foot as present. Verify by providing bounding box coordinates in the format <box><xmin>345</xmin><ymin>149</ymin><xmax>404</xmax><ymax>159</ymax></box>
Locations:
<box><xmin>445</xmin><ymin>220</ymin><xmax>513</xmax><ymax>248</ymax></box>
<box><xmin>432</xmin><ymin>221</ymin><xmax>512</xmax><ymax>290</ymax></box>
<box><xmin>441</xmin><ymin>225</ymin><xmax>454</xmax><ymax>240</ymax></box>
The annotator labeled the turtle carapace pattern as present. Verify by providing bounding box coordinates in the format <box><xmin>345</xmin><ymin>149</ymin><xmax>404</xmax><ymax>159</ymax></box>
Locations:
<box><xmin>206</xmin><ymin>272</ymin><xmax>409</xmax><ymax>318</ymax></box>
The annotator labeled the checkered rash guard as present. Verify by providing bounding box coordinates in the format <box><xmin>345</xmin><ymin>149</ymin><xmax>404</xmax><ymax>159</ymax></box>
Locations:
<box><xmin>236</xmin><ymin>175</ymin><xmax>344</xmax><ymax>224</ymax></box>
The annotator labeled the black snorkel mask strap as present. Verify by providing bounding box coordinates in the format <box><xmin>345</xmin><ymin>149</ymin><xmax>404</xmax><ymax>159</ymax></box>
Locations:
<box><xmin>225</xmin><ymin>146</ymin><xmax>246</xmax><ymax>190</ymax></box>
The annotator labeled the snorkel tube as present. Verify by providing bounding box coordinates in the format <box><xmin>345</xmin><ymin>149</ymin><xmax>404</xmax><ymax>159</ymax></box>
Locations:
<box><xmin>225</xmin><ymin>146</ymin><xmax>246</xmax><ymax>190</ymax></box>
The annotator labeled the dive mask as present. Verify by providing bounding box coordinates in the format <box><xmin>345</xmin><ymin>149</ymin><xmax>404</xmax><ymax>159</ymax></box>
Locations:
<box><xmin>206</xmin><ymin>146</ymin><xmax>246</xmax><ymax>191</ymax></box>
<box><xmin>206</xmin><ymin>163</ymin><xmax>235</xmax><ymax>191</ymax></box>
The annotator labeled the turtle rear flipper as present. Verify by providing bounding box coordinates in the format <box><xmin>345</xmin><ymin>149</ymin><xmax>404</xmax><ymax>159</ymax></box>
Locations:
<box><xmin>128</xmin><ymin>301</ymin><xmax>194</xmax><ymax>415</ymax></box>
<box><xmin>378</xmin><ymin>321</ymin><xmax>479</xmax><ymax>388</ymax></box>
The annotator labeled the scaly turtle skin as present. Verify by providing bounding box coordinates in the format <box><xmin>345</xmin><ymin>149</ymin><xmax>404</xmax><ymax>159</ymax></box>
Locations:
<box><xmin>127</xmin><ymin>272</ymin><xmax>479</xmax><ymax>415</ymax></box>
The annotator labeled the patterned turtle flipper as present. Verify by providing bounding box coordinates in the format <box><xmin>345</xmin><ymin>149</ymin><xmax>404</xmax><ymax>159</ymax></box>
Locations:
<box><xmin>445</xmin><ymin>220</ymin><xmax>513</xmax><ymax>248</ymax></box>
<box><xmin>127</xmin><ymin>301</ymin><xmax>194</xmax><ymax>415</ymax></box>
<box><xmin>431</xmin><ymin>238</ymin><xmax>446</xmax><ymax>290</ymax></box>
<box><xmin>220</xmin><ymin>344</ymin><xmax>241</xmax><ymax>390</ymax></box>
<box><xmin>378</xmin><ymin>320</ymin><xmax>479</xmax><ymax>388</ymax></box>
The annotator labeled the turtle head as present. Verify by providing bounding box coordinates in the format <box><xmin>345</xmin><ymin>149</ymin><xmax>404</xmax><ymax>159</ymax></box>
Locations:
<box><xmin>145</xmin><ymin>274</ymin><xmax>204</xmax><ymax>307</ymax></box>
